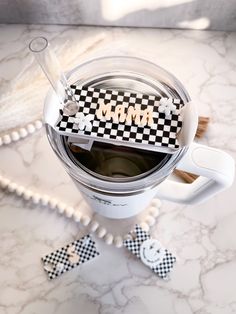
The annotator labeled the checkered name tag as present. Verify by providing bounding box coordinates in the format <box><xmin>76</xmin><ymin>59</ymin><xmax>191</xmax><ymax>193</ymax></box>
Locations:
<box><xmin>42</xmin><ymin>235</ymin><xmax>99</xmax><ymax>280</ymax></box>
<box><xmin>55</xmin><ymin>85</ymin><xmax>185</xmax><ymax>152</ymax></box>
<box><xmin>123</xmin><ymin>225</ymin><xmax>176</xmax><ymax>279</ymax></box>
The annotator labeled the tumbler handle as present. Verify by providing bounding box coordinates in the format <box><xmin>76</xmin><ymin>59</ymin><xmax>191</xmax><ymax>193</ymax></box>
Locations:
<box><xmin>155</xmin><ymin>143</ymin><xmax>235</xmax><ymax>204</ymax></box>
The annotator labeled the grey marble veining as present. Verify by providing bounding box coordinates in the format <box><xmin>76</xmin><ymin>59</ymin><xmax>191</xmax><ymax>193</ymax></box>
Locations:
<box><xmin>0</xmin><ymin>24</ymin><xmax>236</xmax><ymax>314</ymax></box>
<box><xmin>0</xmin><ymin>0</ymin><xmax>236</xmax><ymax>31</ymax></box>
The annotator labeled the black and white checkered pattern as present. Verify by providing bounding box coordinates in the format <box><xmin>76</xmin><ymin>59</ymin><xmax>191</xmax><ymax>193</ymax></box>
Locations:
<box><xmin>42</xmin><ymin>235</ymin><xmax>99</xmax><ymax>280</ymax></box>
<box><xmin>123</xmin><ymin>225</ymin><xmax>150</xmax><ymax>258</ymax></box>
<box><xmin>55</xmin><ymin>85</ymin><xmax>184</xmax><ymax>150</ymax></box>
<box><xmin>152</xmin><ymin>250</ymin><xmax>176</xmax><ymax>279</ymax></box>
<box><xmin>123</xmin><ymin>225</ymin><xmax>176</xmax><ymax>279</ymax></box>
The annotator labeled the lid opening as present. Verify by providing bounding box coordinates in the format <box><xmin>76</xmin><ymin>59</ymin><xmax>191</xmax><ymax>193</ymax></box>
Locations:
<box><xmin>64</xmin><ymin>139</ymin><xmax>172</xmax><ymax>183</ymax></box>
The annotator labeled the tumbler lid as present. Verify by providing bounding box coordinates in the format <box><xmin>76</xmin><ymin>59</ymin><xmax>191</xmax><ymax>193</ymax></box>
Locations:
<box><xmin>45</xmin><ymin>84</ymin><xmax>198</xmax><ymax>154</ymax></box>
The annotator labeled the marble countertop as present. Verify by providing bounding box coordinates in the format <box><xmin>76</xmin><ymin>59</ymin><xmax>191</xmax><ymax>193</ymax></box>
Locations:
<box><xmin>0</xmin><ymin>24</ymin><xmax>236</xmax><ymax>314</ymax></box>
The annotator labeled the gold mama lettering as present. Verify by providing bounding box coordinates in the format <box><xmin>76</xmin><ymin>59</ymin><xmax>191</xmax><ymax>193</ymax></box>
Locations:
<box><xmin>96</xmin><ymin>102</ymin><xmax>154</xmax><ymax>127</ymax></box>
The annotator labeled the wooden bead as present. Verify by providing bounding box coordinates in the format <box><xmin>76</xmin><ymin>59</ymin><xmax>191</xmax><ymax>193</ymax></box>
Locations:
<box><xmin>49</xmin><ymin>198</ymin><xmax>58</xmax><ymax>209</ymax></box>
<box><xmin>89</xmin><ymin>220</ymin><xmax>99</xmax><ymax>232</ymax></box>
<box><xmin>34</xmin><ymin>120</ymin><xmax>43</xmax><ymax>129</ymax></box>
<box><xmin>151</xmin><ymin>198</ymin><xmax>162</xmax><ymax>208</ymax></box>
<box><xmin>104</xmin><ymin>233</ymin><xmax>113</xmax><ymax>245</ymax></box>
<box><xmin>0</xmin><ymin>178</ymin><xmax>10</xmax><ymax>188</ymax></box>
<box><xmin>140</xmin><ymin>222</ymin><xmax>150</xmax><ymax>232</ymax></box>
<box><xmin>96</xmin><ymin>227</ymin><xmax>107</xmax><ymax>238</ymax></box>
<box><xmin>8</xmin><ymin>182</ymin><xmax>17</xmax><ymax>192</ymax></box>
<box><xmin>19</xmin><ymin>128</ymin><xmax>28</xmax><ymax>138</ymax></box>
<box><xmin>32</xmin><ymin>193</ymin><xmax>40</xmax><ymax>204</ymax></box>
<box><xmin>11</xmin><ymin>131</ymin><xmax>20</xmax><ymax>141</ymax></box>
<box><xmin>149</xmin><ymin>206</ymin><xmax>159</xmax><ymax>218</ymax></box>
<box><xmin>114</xmin><ymin>236</ymin><xmax>123</xmax><ymax>248</ymax></box>
<box><xmin>41</xmin><ymin>195</ymin><xmax>50</xmax><ymax>206</ymax></box>
<box><xmin>64</xmin><ymin>206</ymin><xmax>74</xmax><ymax>218</ymax></box>
<box><xmin>27</xmin><ymin>124</ymin><xmax>36</xmax><ymax>134</ymax></box>
<box><xmin>3</xmin><ymin>134</ymin><xmax>11</xmax><ymax>144</ymax></box>
<box><xmin>145</xmin><ymin>215</ymin><xmax>156</xmax><ymax>227</ymax></box>
<box><xmin>23</xmin><ymin>190</ymin><xmax>33</xmax><ymax>200</ymax></box>
<box><xmin>72</xmin><ymin>210</ymin><xmax>82</xmax><ymax>222</ymax></box>
<box><xmin>81</xmin><ymin>215</ymin><xmax>91</xmax><ymax>226</ymax></box>
<box><xmin>57</xmin><ymin>202</ymin><xmax>67</xmax><ymax>214</ymax></box>
<box><xmin>15</xmin><ymin>185</ymin><xmax>25</xmax><ymax>196</ymax></box>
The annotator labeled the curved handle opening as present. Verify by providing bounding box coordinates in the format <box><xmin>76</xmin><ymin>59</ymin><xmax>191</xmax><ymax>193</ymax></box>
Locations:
<box><xmin>156</xmin><ymin>143</ymin><xmax>235</xmax><ymax>204</ymax></box>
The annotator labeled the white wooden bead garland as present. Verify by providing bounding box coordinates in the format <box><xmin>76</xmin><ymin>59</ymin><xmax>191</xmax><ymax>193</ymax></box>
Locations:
<box><xmin>0</xmin><ymin>119</ymin><xmax>43</xmax><ymax>146</ymax></box>
<box><xmin>0</xmin><ymin>119</ymin><xmax>162</xmax><ymax>248</ymax></box>
<box><xmin>0</xmin><ymin>172</ymin><xmax>162</xmax><ymax>248</ymax></box>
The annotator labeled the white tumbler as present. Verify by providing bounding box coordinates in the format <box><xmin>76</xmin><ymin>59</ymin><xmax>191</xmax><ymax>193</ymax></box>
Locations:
<box><xmin>41</xmin><ymin>56</ymin><xmax>234</xmax><ymax>218</ymax></box>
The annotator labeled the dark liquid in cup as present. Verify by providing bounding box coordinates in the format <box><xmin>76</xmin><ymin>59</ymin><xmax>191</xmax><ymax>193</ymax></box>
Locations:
<box><xmin>64</xmin><ymin>140</ymin><xmax>171</xmax><ymax>182</ymax></box>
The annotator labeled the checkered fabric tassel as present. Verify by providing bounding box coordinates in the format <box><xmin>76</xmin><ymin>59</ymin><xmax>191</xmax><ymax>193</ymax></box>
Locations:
<box><xmin>42</xmin><ymin>235</ymin><xmax>99</xmax><ymax>280</ymax></box>
<box><xmin>123</xmin><ymin>225</ymin><xmax>176</xmax><ymax>279</ymax></box>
